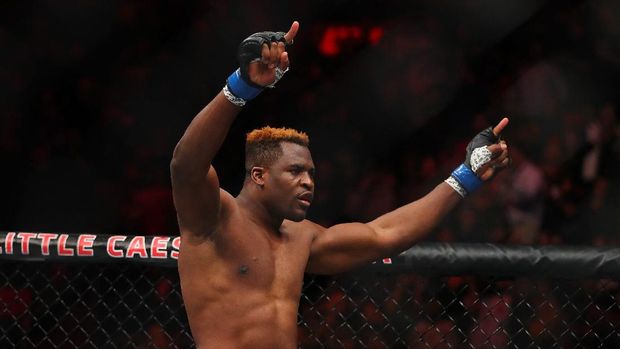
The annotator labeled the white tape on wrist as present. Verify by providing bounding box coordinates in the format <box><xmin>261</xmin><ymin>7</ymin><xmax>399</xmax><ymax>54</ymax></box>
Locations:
<box><xmin>223</xmin><ymin>84</ymin><xmax>247</xmax><ymax>107</ymax></box>
<box><xmin>445</xmin><ymin>176</ymin><xmax>467</xmax><ymax>198</ymax></box>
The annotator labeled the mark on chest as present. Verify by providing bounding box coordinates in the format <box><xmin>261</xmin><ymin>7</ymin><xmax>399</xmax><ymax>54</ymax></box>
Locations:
<box><xmin>238</xmin><ymin>265</ymin><xmax>249</xmax><ymax>275</ymax></box>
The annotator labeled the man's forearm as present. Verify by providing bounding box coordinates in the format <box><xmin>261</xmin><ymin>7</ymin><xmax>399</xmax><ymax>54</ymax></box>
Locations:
<box><xmin>171</xmin><ymin>22</ymin><xmax>298</xmax><ymax>177</ymax></box>
<box><xmin>367</xmin><ymin>182</ymin><xmax>461</xmax><ymax>254</ymax></box>
<box><xmin>171</xmin><ymin>91</ymin><xmax>240</xmax><ymax>176</ymax></box>
<box><xmin>367</xmin><ymin>119</ymin><xmax>510</xmax><ymax>255</ymax></box>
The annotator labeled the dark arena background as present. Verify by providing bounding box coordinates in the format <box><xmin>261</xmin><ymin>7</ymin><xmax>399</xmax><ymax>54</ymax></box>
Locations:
<box><xmin>1</xmin><ymin>1</ymin><xmax>620</xmax><ymax>348</ymax></box>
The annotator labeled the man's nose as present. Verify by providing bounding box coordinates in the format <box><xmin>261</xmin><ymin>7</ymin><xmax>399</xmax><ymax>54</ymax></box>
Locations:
<box><xmin>300</xmin><ymin>172</ymin><xmax>314</xmax><ymax>189</ymax></box>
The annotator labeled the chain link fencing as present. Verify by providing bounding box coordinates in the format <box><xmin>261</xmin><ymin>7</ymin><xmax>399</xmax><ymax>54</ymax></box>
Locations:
<box><xmin>2</xmin><ymin>262</ymin><xmax>620</xmax><ymax>348</ymax></box>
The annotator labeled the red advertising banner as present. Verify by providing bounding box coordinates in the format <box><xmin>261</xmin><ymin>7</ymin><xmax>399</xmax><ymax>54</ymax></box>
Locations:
<box><xmin>0</xmin><ymin>232</ymin><xmax>180</xmax><ymax>266</ymax></box>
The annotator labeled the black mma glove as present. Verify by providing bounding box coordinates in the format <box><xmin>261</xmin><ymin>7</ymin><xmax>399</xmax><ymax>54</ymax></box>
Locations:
<box><xmin>223</xmin><ymin>31</ymin><xmax>289</xmax><ymax>106</ymax></box>
<box><xmin>445</xmin><ymin>127</ymin><xmax>498</xmax><ymax>197</ymax></box>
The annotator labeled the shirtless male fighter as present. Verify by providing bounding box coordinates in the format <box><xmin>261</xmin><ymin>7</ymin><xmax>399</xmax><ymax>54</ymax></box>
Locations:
<box><xmin>171</xmin><ymin>21</ymin><xmax>510</xmax><ymax>349</ymax></box>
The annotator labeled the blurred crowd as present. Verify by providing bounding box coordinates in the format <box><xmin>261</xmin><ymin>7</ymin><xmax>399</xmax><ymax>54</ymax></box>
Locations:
<box><xmin>2</xmin><ymin>1</ymin><xmax>619</xmax><ymax>245</ymax></box>
<box><xmin>298</xmin><ymin>274</ymin><xmax>620</xmax><ymax>348</ymax></box>
<box><xmin>1</xmin><ymin>0</ymin><xmax>620</xmax><ymax>348</ymax></box>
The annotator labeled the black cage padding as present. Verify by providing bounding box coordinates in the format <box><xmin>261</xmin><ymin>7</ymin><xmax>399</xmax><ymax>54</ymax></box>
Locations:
<box><xmin>2</xmin><ymin>232</ymin><xmax>620</xmax><ymax>279</ymax></box>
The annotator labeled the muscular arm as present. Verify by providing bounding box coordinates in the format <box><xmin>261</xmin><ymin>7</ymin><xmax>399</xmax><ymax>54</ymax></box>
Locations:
<box><xmin>306</xmin><ymin>182</ymin><xmax>460</xmax><ymax>274</ymax></box>
<box><xmin>171</xmin><ymin>22</ymin><xmax>299</xmax><ymax>237</ymax></box>
<box><xmin>307</xmin><ymin>119</ymin><xmax>510</xmax><ymax>275</ymax></box>
<box><xmin>170</xmin><ymin>93</ymin><xmax>240</xmax><ymax>236</ymax></box>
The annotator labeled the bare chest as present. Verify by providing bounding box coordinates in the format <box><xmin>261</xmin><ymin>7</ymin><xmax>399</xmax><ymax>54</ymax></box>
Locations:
<box><xmin>212</xmin><ymin>226</ymin><xmax>312</xmax><ymax>296</ymax></box>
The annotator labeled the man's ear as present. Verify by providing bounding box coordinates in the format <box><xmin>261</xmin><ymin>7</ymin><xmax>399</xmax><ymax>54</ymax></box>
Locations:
<box><xmin>250</xmin><ymin>166</ymin><xmax>267</xmax><ymax>186</ymax></box>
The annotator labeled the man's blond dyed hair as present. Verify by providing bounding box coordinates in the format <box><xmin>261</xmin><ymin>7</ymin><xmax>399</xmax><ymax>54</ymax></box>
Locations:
<box><xmin>245</xmin><ymin>126</ymin><xmax>310</xmax><ymax>175</ymax></box>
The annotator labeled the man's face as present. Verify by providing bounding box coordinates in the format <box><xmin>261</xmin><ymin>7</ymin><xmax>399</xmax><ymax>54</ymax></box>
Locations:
<box><xmin>263</xmin><ymin>142</ymin><xmax>315</xmax><ymax>221</ymax></box>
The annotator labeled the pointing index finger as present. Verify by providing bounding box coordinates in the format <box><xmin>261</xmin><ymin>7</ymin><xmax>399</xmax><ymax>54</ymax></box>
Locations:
<box><xmin>492</xmin><ymin>117</ymin><xmax>509</xmax><ymax>137</ymax></box>
<box><xmin>283</xmin><ymin>21</ymin><xmax>299</xmax><ymax>44</ymax></box>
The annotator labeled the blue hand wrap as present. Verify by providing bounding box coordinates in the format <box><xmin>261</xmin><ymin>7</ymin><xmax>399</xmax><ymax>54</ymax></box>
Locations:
<box><xmin>450</xmin><ymin>164</ymin><xmax>483</xmax><ymax>195</ymax></box>
<box><xmin>226</xmin><ymin>69</ymin><xmax>263</xmax><ymax>101</ymax></box>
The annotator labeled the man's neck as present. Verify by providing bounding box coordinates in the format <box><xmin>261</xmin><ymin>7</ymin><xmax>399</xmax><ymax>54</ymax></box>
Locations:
<box><xmin>237</xmin><ymin>186</ymin><xmax>283</xmax><ymax>233</ymax></box>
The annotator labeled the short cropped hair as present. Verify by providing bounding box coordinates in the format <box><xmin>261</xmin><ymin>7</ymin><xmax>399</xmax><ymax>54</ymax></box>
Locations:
<box><xmin>245</xmin><ymin>126</ymin><xmax>310</xmax><ymax>175</ymax></box>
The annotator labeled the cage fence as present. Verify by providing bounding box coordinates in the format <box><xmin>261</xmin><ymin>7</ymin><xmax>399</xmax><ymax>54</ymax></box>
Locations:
<box><xmin>1</xmin><ymin>233</ymin><xmax>620</xmax><ymax>348</ymax></box>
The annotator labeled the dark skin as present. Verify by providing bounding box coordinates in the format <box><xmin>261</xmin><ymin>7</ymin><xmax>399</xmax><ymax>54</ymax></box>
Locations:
<box><xmin>171</xmin><ymin>21</ymin><xmax>510</xmax><ymax>349</ymax></box>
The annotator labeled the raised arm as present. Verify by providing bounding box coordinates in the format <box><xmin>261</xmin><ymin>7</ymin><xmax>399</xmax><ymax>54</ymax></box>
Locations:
<box><xmin>306</xmin><ymin>118</ymin><xmax>510</xmax><ymax>274</ymax></box>
<box><xmin>171</xmin><ymin>22</ymin><xmax>299</xmax><ymax>237</ymax></box>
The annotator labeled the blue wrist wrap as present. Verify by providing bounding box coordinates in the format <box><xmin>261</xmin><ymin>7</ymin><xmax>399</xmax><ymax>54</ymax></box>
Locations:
<box><xmin>226</xmin><ymin>69</ymin><xmax>263</xmax><ymax>101</ymax></box>
<box><xmin>450</xmin><ymin>164</ymin><xmax>483</xmax><ymax>194</ymax></box>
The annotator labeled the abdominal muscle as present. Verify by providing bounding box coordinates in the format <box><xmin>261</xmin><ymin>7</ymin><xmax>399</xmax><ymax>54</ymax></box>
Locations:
<box><xmin>179</xmin><ymin>242</ymin><xmax>307</xmax><ymax>349</ymax></box>
<box><xmin>187</xmin><ymin>291</ymin><xmax>300</xmax><ymax>349</ymax></box>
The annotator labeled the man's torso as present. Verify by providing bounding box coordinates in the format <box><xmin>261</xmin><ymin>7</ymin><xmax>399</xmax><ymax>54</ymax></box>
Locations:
<box><xmin>178</xmin><ymin>199</ymin><xmax>317</xmax><ymax>349</ymax></box>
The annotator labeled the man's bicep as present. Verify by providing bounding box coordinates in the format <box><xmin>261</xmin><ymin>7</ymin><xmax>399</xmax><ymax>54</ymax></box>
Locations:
<box><xmin>172</xmin><ymin>165</ymin><xmax>225</xmax><ymax>236</ymax></box>
<box><xmin>306</xmin><ymin>222</ymin><xmax>389</xmax><ymax>275</ymax></box>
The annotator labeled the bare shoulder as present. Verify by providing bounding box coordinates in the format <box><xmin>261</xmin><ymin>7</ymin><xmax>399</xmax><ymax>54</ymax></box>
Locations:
<box><xmin>281</xmin><ymin>219</ymin><xmax>325</xmax><ymax>242</ymax></box>
<box><xmin>218</xmin><ymin>188</ymin><xmax>237</xmax><ymax>216</ymax></box>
